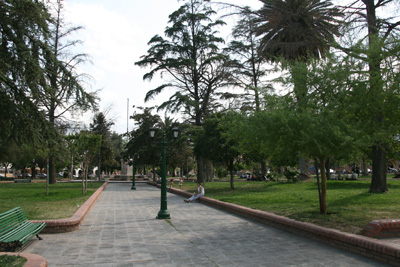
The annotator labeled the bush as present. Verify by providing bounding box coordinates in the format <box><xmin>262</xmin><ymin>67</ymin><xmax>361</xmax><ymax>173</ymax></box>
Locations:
<box><xmin>266</xmin><ymin>172</ymin><xmax>276</xmax><ymax>181</ymax></box>
<box><xmin>284</xmin><ymin>168</ymin><xmax>299</xmax><ymax>182</ymax></box>
<box><xmin>216</xmin><ymin>167</ymin><xmax>228</xmax><ymax>178</ymax></box>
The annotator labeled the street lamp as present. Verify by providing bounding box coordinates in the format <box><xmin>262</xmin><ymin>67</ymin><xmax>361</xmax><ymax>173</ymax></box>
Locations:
<box><xmin>149</xmin><ymin>126</ymin><xmax>179</xmax><ymax>219</ymax></box>
<box><xmin>131</xmin><ymin>154</ymin><xmax>139</xmax><ymax>190</ymax></box>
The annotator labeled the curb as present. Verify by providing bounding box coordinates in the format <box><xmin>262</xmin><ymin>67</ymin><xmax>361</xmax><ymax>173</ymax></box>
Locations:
<box><xmin>0</xmin><ymin>252</ymin><xmax>47</xmax><ymax>267</ymax></box>
<box><xmin>31</xmin><ymin>182</ymin><xmax>108</xmax><ymax>233</ymax></box>
<box><xmin>363</xmin><ymin>219</ymin><xmax>400</xmax><ymax>238</ymax></box>
<box><xmin>163</xmin><ymin>184</ymin><xmax>400</xmax><ymax>266</ymax></box>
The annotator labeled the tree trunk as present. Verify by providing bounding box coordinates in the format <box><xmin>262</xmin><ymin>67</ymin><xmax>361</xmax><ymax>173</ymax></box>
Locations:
<box><xmin>362</xmin><ymin>156</ymin><xmax>369</xmax><ymax>177</ymax></box>
<box><xmin>229</xmin><ymin>159</ymin><xmax>234</xmax><ymax>190</ymax></box>
<box><xmin>325</xmin><ymin>158</ymin><xmax>330</xmax><ymax>180</ymax></box>
<box><xmin>319</xmin><ymin>157</ymin><xmax>327</xmax><ymax>215</ymax></box>
<box><xmin>260</xmin><ymin>160</ymin><xmax>267</xmax><ymax>177</ymax></box>
<box><xmin>98</xmin><ymin>153</ymin><xmax>101</xmax><ymax>182</ymax></box>
<box><xmin>370</xmin><ymin>144</ymin><xmax>388</xmax><ymax>192</ymax></box>
<box><xmin>364</xmin><ymin>0</ymin><xmax>387</xmax><ymax>193</ymax></box>
<box><xmin>206</xmin><ymin>160</ymin><xmax>213</xmax><ymax>182</ymax></box>
<box><xmin>314</xmin><ymin>158</ymin><xmax>322</xmax><ymax>213</ymax></box>
<box><xmin>197</xmin><ymin>156</ymin><xmax>213</xmax><ymax>182</ymax></box>
<box><xmin>299</xmin><ymin>157</ymin><xmax>309</xmax><ymax>180</ymax></box>
<box><xmin>49</xmin><ymin>154</ymin><xmax>56</xmax><ymax>184</ymax></box>
<box><xmin>197</xmin><ymin>157</ymin><xmax>204</xmax><ymax>183</ymax></box>
<box><xmin>82</xmin><ymin>163</ymin><xmax>85</xmax><ymax>195</ymax></box>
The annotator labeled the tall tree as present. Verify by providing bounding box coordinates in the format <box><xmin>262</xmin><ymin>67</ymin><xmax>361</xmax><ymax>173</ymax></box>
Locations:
<box><xmin>337</xmin><ymin>0</ymin><xmax>400</xmax><ymax>192</ymax></box>
<box><xmin>0</xmin><ymin>0</ymin><xmax>50</xmax><ymax>154</ymax></box>
<box><xmin>251</xmin><ymin>0</ymin><xmax>343</xmax><ymax>179</ymax></box>
<box><xmin>225</xmin><ymin>9</ymin><xmax>271</xmax><ymax>112</ymax></box>
<box><xmin>135</xmin><ymin>0</ymin><xmax>231</xmax><ymax>182</ymax></box>
<box><xmin>38</xmin><ymin>0</ymin><xmax>97</xmax><ymax>184</ymax></box>
<box><xmin>225</xmin><ymin>11</ymin><xmax>273</xmax><ymax>177</ymax></box>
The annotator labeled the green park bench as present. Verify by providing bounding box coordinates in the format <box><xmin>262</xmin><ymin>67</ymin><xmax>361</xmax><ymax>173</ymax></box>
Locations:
<box><xmin>0</xmin><ymin>207</ymin><xmax>46</xmax><ymax>252</ymax></box>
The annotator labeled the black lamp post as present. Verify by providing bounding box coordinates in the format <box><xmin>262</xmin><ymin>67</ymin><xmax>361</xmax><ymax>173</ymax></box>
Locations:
<box><xmin>149</xmin><ymin>126</ymin><xmax>179</xmax><ymax>219</ymax></box>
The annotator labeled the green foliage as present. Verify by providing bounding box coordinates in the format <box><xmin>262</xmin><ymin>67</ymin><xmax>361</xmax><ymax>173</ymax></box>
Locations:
<box><xmin>194</xmin><ymin>113</ymin><xmax>239</xmax><ymax>165</ymax></box>
<box><xmin>224</xmin><ymin>10</ymin><xmax>271</xmax><ymax>112</ymax></box>
<box><xmin>0</xmin><ymin>0</ymin><xmax>97</xmax><ymax>185</ymax></box>
<box><xmin>253</xmin><ymin>0</ymin><xmax>343</xmax><ymax>62</ymax></box>
<box><xmin>283</xmin><ymin>167</ymin><xmax>299</xmax><ymax>182</ymax></box>
<box><xmin>135</xmin><ymin>0</ymin><xmax>230</xmax><ymax>126</ymax></box>
<box><xmin>0</xmin><ymin>0</ymin><xmax>50</xmax><ymax>149</ymax></box>
<box><xmin>216</xmin><ymin>167</ymin><xmax>228</xmax><ymax>178</ymax></box>
<box><xmin>125</xmin><ymin>107</ymin><xmax>163</xmax><ymax>167</ymax></box>
<box><xmin>90</xmin><ymin>112</ymin><xmax>118</xmax><ymax>174</ymax></box>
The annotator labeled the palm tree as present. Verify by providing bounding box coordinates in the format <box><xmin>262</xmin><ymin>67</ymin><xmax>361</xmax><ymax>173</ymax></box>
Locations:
<box><xmin>253</xmin><ymin>0</ymin><xmax>342</xmax><ymax>63</ymax></box>
<box><xmin>250</xmin><ymin>0</ymin><xmax>343</xmax><ymax>214</ymax></box>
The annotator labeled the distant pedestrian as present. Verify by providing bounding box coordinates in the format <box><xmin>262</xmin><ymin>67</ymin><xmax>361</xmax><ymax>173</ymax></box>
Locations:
<box><xmin>184</xmin><ymin>182</ymin><xmax>204</xmax><ymax>203</ymax></box>
<box><xmin>179</xmin><ymin>179</ymin><xmax>183</xmax><ymax>188</ymax></box>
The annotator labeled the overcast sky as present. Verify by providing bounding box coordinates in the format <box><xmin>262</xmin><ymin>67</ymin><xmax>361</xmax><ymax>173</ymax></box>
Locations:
<box><xmin>62</xmin><ymin>0</ymin><xmax>263</xmax><ymax>134</ymax></box>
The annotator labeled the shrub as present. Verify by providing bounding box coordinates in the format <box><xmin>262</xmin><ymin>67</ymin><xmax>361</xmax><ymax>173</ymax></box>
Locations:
<box><xmin>216</xmin><ymin>167</ymin><xmax>228</xmax><ymax>178</ymax></box>
<box><xmin>284</xmin><ymin>168</ymin><xmax>299</xmax><ymax>182</ymax></box>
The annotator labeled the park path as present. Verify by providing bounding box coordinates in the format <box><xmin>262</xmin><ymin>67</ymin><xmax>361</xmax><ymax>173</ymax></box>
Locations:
<box><xmin>24</xmin><ymin>183</ymin><xmax>390</xmax><ymax>266</ymax></box>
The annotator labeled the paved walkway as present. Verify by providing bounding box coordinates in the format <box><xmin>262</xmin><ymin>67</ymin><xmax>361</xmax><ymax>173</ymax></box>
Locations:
<box><xmin>24</xmin><ymin>183</ymin><xmax>390</xmax><ymax>266</ymax></box>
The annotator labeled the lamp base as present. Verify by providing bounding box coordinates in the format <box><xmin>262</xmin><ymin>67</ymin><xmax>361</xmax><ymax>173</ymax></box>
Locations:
<box><xmin>157</xmin><ymin>209</ymin><xmax>170</xmax><ymax>219</ymax></box>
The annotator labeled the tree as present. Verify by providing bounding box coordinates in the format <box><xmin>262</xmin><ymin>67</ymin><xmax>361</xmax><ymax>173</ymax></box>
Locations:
<box><xmin>336</xmin><ymin>0</ymin><xmax>400</xmax><ymax>192</ymax></box>
<box><xmin>251</xmin><ymin>0</ymin><xmax>343</xmax><ymax>179</ymax></box>
<box><xmin>135</xmin><ymin>0</ymin><xmax>232</xmax><ymax>182</ymax></box>
<box><xmin>195</xmin><ymin>113</ymin><xmax>240</xmax><ymax>189</ymax></box>
<box><xmin>109</xmin><ymin>132</ymin><xmax>124</xmax><ymax>174</ymax></box>
<box><xmin>65</xmin><ymin>134</ymin><xmax>79</xmax><ymax>180</ymax></box>
<box><xmin>225</xmin><ymin>9</ymin><xmax>271</xmax><ymax>113</ymax></box>
<box><xmin>0</xmin><ymin>0</ymin><xmax>51</xmax><ymax>154</ymax></box>
<box><xmin>38</xmin><ymin>0</ymin><xmax>97</xmax><ymax>184</ymax></box>
<box><xmin>224</xmin><ymin>12</ymin><xmax>274</xmax><ymax>177</ymax></box>
<box><xmin>76</xmin><ymin>132</ymin><xmax>101</xmax><ymax>194</ymax></box>
<box><xmin>90</xmin><ymin>112</ymin><xmax>116</xmax><ymax>180</ymax></box>
<box><xmin>125</xmin><ymin>107</ymin><xmax>163</xmax><ymax>181</ymax></box>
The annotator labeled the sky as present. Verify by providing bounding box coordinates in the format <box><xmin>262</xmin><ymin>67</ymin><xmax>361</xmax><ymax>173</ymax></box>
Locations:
<box><xmin>62</xmin><ymin>0</ymin><xmax>263</xmax><ymax>134</ymax></box>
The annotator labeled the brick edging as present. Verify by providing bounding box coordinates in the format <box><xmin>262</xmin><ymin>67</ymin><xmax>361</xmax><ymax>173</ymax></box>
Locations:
<box><xmin>0</xmin><ymin>252</ymin><xmax>47</xmax><ymax>267</ymax></box>
<box><xmin>363</xmin><ymin>219</ymin><xmax>400</xmax><ymax>238</ymax></box>
<box><xmin>159</xmin><ymin>184</ymin><xmax>400</xmax><ymax>266</ymax></box>
<box><xmin>31</xmin><ymin>182</ymin><xmax>108</xmax><ymax>233</ymax></box>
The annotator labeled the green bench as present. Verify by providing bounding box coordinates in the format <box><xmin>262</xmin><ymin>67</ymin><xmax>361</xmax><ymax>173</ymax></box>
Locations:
<box><xmin>0</xmin><ymin>207</ymin><xmax>46</xmax><ymax>252</ymax></box>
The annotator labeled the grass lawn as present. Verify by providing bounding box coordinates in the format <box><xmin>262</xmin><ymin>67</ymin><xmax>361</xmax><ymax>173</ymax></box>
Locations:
<box><xmin>180</xmin><ymin>178</ymin><xmax>400</xmax><ymax>234</ymax></box>
<box><xmin>0</xmin><ymin>255</ymin><xmax>26</xmax><ymax>267</ymax></box>
<box><xmin>0</xmin><ymin>182</ymin><xmax>103</xmax><ymax>220</ymax></box>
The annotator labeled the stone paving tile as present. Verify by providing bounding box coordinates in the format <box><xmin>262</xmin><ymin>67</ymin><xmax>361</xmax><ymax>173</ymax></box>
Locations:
<box><xmin>23</xmin><ymin>183</ymin><xmax>390</xmax><ymax>266</ymax></box>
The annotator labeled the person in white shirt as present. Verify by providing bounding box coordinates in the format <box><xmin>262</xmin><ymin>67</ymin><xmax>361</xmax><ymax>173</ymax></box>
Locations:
<box><xmin>184</xmin><ymin>182</ymin><xmax>204</xmax><ymax>203</ymax></box>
